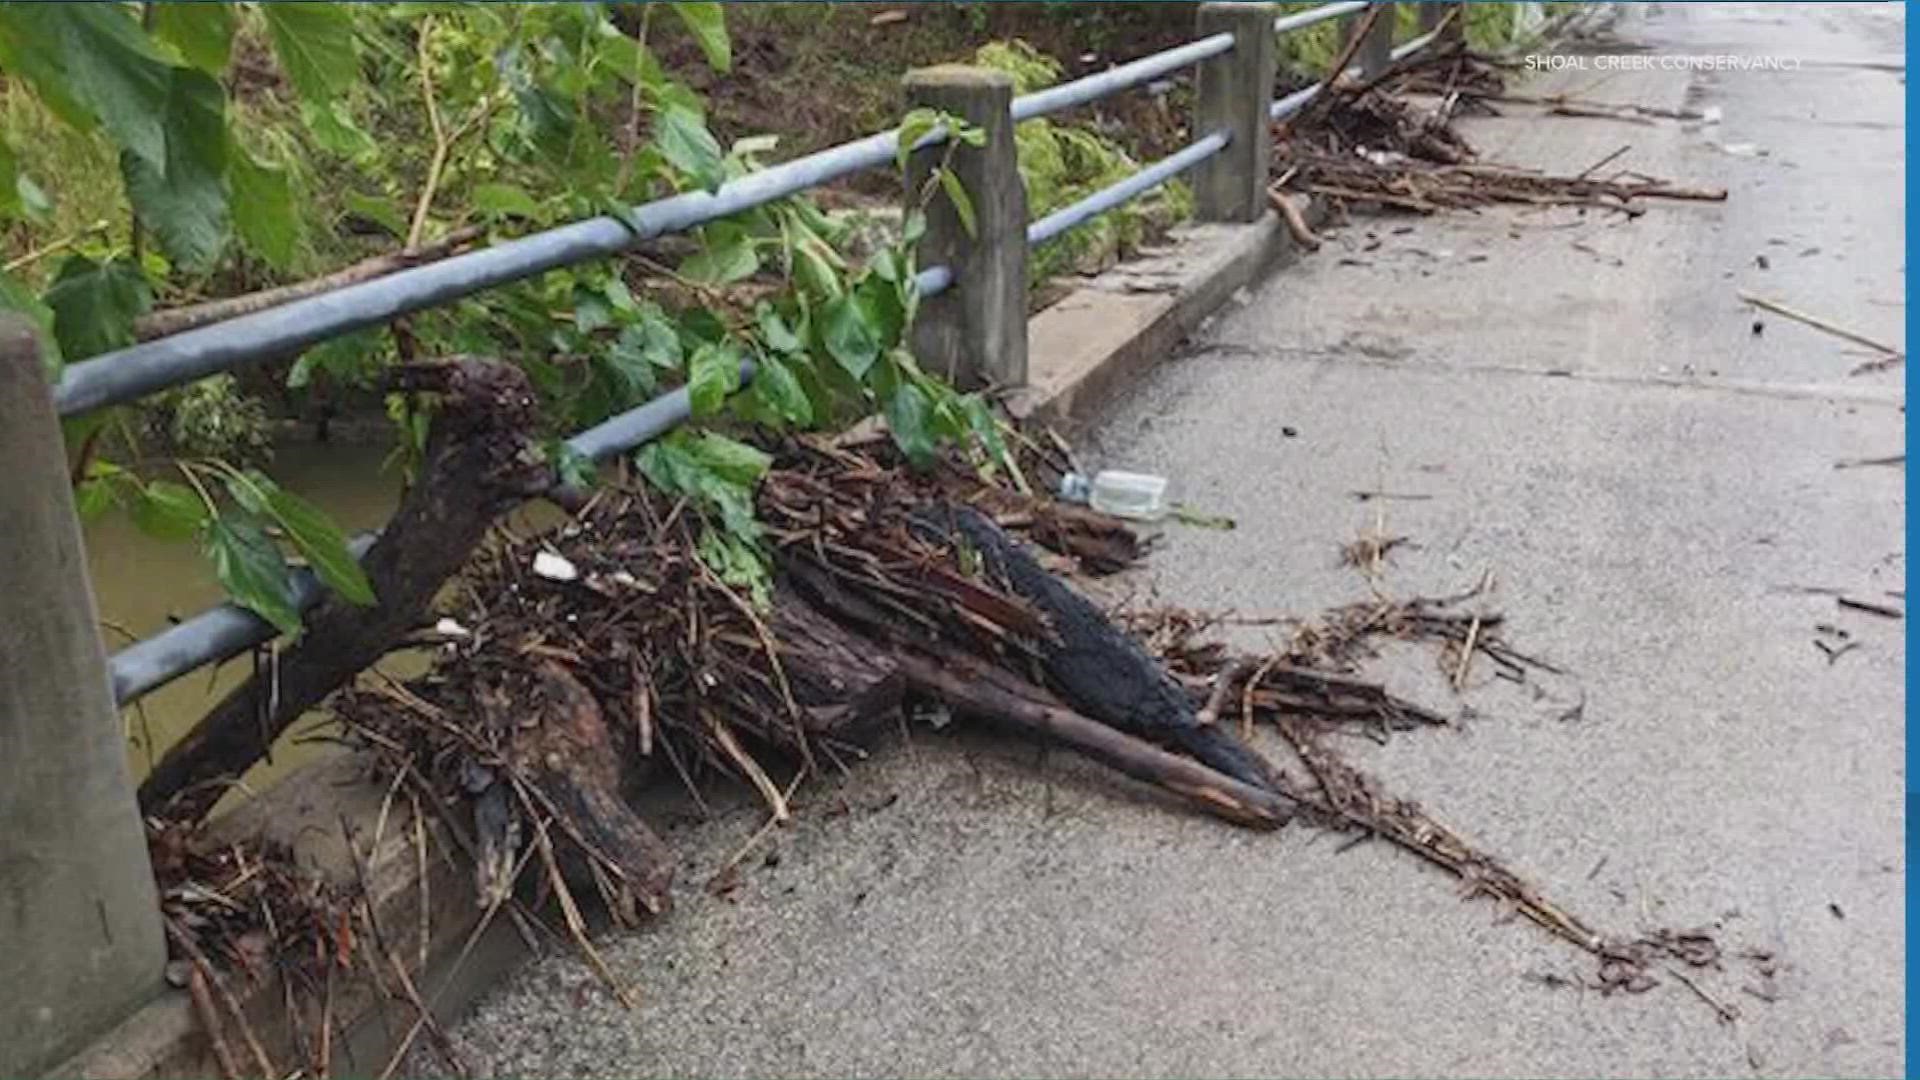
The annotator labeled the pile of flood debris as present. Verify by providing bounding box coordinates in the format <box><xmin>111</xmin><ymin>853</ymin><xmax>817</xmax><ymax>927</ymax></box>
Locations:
<box><xmin>142</xmin><ymin>27</ymin><xmax>1769</xmax><ymax>1067</ymax></box>
<box><xmin>1268</xmin><ymin>16</ymin><xmax>1727</xmax><ymax>235</ymax></box>
<box><xmin>148</xmin><ymin>422</ymin><xmax>1770</xmax><ymax>1077</ymax></box>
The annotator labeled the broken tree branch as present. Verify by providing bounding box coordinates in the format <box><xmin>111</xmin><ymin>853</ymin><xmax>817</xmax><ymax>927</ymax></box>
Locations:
<box><xmin>894</xmin><ymin>648</ymin><xmax>1294</xmax><ymax>830</ymax></box>
<box><xmin>133</xmin><ymin>227</ymin><xmax>486</xmax><ymax>341</ymax></box>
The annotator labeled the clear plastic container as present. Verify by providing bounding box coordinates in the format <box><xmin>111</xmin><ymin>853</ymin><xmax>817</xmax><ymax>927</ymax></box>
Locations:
<box><xmin>1058</xmin><ymin>469</ymin><xmax>1169</xmax><ymax>522</ymax></box>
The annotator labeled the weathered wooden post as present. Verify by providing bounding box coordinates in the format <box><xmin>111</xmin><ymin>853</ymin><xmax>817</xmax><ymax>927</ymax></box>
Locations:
<box><xmin>0</xmin><ymin>316</ymin><xmax>165</xmax><ymax>1075</ymax></box>
<box><xmin>1192</xmin><ymin>2</ymin><xmax>1278</xmax><ymax>223</ymax></box>
<box><xmin>1349</xmin><ymin>1</ymin><xmax>1398</xmax><ymax>77</ymax></box>
<box><xmin>903</xmin><ymin>65</ymin><xmax>1028</xmax><ymax>390</ymax></box>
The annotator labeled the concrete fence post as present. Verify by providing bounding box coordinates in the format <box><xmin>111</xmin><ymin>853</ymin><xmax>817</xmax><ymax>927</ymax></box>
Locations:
<box><xmin>1349</xmin><ymin>1</ymin><xmax>1397</xmax><ymax>78</ymax></box>
<box><xmin>0</xmin><ymin>317</ymin><xmax>165</xmax><ymax>1076</ymax></box>
<box><xmin>903</xmin><ymin>65</ymin><xmax>1028</xmax><ymax>390</ymax></box>
<box><xmin>1192</xmin><ymin>2</ymin><xmax>1277</xmax><ymax>223</ymax></box>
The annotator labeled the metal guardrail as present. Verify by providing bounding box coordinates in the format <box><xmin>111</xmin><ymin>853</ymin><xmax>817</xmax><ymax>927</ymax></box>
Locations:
<box><xmin>79</xmin><ymin>2</ymin><xmax>1442</xmax><ymax>708</ymax></box>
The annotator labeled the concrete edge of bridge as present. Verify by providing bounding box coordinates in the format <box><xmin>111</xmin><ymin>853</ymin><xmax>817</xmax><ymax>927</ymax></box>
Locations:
<box><xmin>1010</xmin><ymin>195</ymin><xmax>1324</xmax><ymax>431</ymax></box>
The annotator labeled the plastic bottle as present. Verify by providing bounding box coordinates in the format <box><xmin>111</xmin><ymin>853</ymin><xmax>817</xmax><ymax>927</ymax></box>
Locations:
<box><xmin>1058</xmin><ymin>469</ymin><xmax>1170</xmax><ymax>522</ymax></box>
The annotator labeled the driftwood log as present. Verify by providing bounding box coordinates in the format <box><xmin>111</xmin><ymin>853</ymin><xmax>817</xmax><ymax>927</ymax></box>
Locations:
<box><xmin>913</xmin><ymin>507</ymin><xmax>1285</xmax><ymax>795</ymax></box>
<box><xmin>479</xmin><ymin>661</ymin><xmax>675</xmax><ymax>920</ymax></box>
<box><xmin>894</xmin><ymin>645</ymin><xmax>1293</xmax><ymax>829</ymax></box>
<box><xmin>139</xmin><ymin>358</ymin><xmax>549</xmax><ymax>822</ymax></box>
<box><xmin>768</xmin><ymin>583</ymin><xmax>907</xmax><ymax>736</ymax></box>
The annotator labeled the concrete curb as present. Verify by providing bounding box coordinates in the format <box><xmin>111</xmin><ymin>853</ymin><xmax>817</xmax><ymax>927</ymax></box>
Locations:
<box><xmin>52</xmin><ymin>196</ymin><xmax>1316</xmax><ymax>1080</ymax></box>
<box><xmin>1011</xmin><ymin>201</ymin><xmax>1315</xmax><ymax>429</ymax></box>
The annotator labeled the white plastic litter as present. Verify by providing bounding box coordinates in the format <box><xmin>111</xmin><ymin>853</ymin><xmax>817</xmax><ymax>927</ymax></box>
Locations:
<box><xmin>433</xmin><ymin>617</ymin><xmax>471</xmax><ymax>638</ymax></box>
<box><xmin>532</xmin><ymin>551</ymin><xmax>580</xmax><ymax>582</ymax></box>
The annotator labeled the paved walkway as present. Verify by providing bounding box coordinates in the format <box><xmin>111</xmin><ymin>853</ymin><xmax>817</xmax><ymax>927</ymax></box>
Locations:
<box><xmin>430</xmin><ymin>6</ymin><xmax>1905</xmax><ymax>1077</ymax></box>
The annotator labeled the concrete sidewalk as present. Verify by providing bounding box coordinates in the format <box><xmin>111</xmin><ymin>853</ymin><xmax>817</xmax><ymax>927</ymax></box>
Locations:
<box><xmin>427</xmin><ymin>5</ymin><xmax>1905</xmax><ymax>1077</ymax></box>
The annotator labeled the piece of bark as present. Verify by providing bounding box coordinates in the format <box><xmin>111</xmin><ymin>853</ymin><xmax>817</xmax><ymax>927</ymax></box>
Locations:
<box><xmin>912</xmin><ymin>507</ymin><xmax>1285</xmax><ymax>794</ymax></box>
<box><xmin>140</xmin><ymin>358</ymin><xmax>549</xmax><ymax>822</ymax></box>
<box><xmin>894</xmin><ymin>647</ymin><xmax>1292</xmax><ymax>830</ymax></box>
<box><xmin>768</xmin><ymin>583</ymin><xmax>906</xmax><ymax>734</ymax></box>
<box><xmin>495</xmin><ymin>662</ymin><xmax>674</xmax><ymax>921</ymax></box>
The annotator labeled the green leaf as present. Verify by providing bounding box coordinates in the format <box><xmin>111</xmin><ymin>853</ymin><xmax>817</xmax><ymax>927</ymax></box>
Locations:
<box><xmin>820</xmin><ymin>295</ymin><xmax>880</xmax><ymax>380</ymax></box>
<box><xmin>0</xmin><ymin>6</ymin><xmax>96</xmax><ymax>132</ymax></box>
<box><xmin>572</xmin><ymin>283</ymin><xmax>613</xmax><ymax>334</ymax></box>
<box><xmin>601</xmin><ymin>277</ymin><xmax>639</xmax><ymax>316</ymax></box>
<box><xmin>152</xmin><ymin>3</ymin><xmax>233</xmax><ymax>74</ymax></box>
<box><xmin>855</xmin><ymin>272</ymin><xmax>907</xmax><ymax>349</ymax></box>
<box><xmin>756</xmin><ymin>303</ymin><xmax>802</xmax><ymax>354</ymax></box>
<box><xmin>636</xmin><ymin>306</ymin><xmax>683</xmax><ymax>369</ymax></box>
<box><xmin>202</xmin><ymin>511</ymin><xmax>303</xmax><ymax>637</ymax></box>
<box><xmin>896</xmin><ymin>107</ymin><xmax>940</xmax><ymax>171</ymax></box>
<box><xmin>342</xmin><ymin>190</ymin><xmax>406</xmax><ymax>238</ymax></box>
<box><xmin>938</xmin><ymin>167</ymin><xmax>977</xmax><ymax>239</ymax></box>
<box><xmin>288</xmin><ymin>328</ymin><xmax>384</xmax><ymax>390</ymax></box>
<box><xmin>512</xmin><ymin>80</ymin><xmax>577</xmax><ymax>162</ymax></box>
<box><xmin>225</xmin><ymin>470</ymin><xmax>375</xmax><ymax>606</ymax></box>
<box><xmin>473</xmin><ymin>182</ymin><xmax>541</xmax><ymax>220</ymax></box>
<box><xmin>16</xmin><ymin>174</ymin><xmax>51</xmax><ymax>225</ymax></box>
<box><xmin>750</xmin><ymin>351</ymin><xmax>812</xmax><ymax>427</ymax></box>
<box><xmin>264</xmin><ymin>484</ymin><xmax>375</xmax><ymax>606</ymax></box>
<box><xmin>681</xmin><ymin>224</ymin><xmax>759</xmax><ymax>284</ymax></box>
<box><xmin>302</xmin><ymin>100</ymin><xmax>377</xmax><ymax>160</ymax></box>
<box><xmin>695</xmin><ymin>528</ymin><xmax>769</xmax><ymax>607</ymax></box>
<box><xmin>636</xmin><ymin>430</ymin><xmax>766</xmax><ymax>526</ymax></box>
<box><xmin>228</xmin><ymin>150</ymin><xmax>298</xmax><ymax>270</ymax></box>
<box><xmin>551</xmin><ymin>442</ymin><xmax>597</xmax><ymax>489</ymax></box>
<box><xmin>686</xmin><ymin>340</ymin><xmax>741</xmax><ymax>416</ymax></box>
<box><xmin>0</xmin><ymin>269</ymin><xmax>61</xmax><ymax>373</ymax></box>
<box><xmin>42</xmin><ymin>3</ymin><xmax>172</xmax><ymax>169</ymax></box>
<box><xmin>120</xmin><ymin>66</ymin><xmax>229</xmax><ymax>270</ymax></box>
<box><xmin>45</xmin><ymin>256</ymin><xmax>152</xmax><ymax>361</ymax></box>
<box><xmin>792</xmin><ymin>235</ymin><xmax>843</xmax><ymax>299</ymax></box>
<box><xmin>885</xmin><ymin>381</ymin><xmax>935</xmax><ymax>467</ymax></box>
<box><xmin>74</xmin><ymin>477</ymin><xmax>117</xmax><ymax>520</ymax></box>
<box><xmin>654</xmin><ymin>102</ymin><xmax>725</xmax><ymax>193</ymax></box>
<box><xmin>669</xmin><ymin>3</ymin><xmax>731</xmax><ymax>72</ymax></box>
<box><xmin>961</xmin><ymin>394</ymin><xmax>1014</xmax><ymax>471</ymax></box>
<box><xmin>685</xmin><ymin>430</ymin><xmax>770</xmax><ymax>486</ymax></box>
<box><xmin>601</xmin><ymin>326</ymin><xmax>660</xmax><ymax>404</ymax></box>
<box><xmin>129</xmin><ymin>480</ymin><xmax>208</xmax><ymax>542</ymax></box>
<box><xmin>263</xmin><ymin>3</ymin><xmax>359</xmax><ymax>107</ymax></box>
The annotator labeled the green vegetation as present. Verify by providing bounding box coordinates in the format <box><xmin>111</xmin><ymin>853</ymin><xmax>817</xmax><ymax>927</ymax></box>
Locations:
<box><xmin>1274</xmin><ymin>2</ymin><xmax>1551</xmax><ymax>73</ymax></box>
<box><xmin>978</xmin><ymin>40</ymin><xmax>1192</xmax><ymax>282</ymax></box>
<box><xmin>0</xmin><ymin>1</ymin><xmax>1543</xmax><ymax>633</ymax></box>
<box><xmin>0</xmin><ymin>3</ymin><xmax>1010</xmax><ymax>628</ymax></box>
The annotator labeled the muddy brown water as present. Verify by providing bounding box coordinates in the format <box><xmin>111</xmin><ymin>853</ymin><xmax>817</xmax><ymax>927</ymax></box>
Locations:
<box><xmin>88</xmin><ymin>440</ymin><xmax>402</xmax><ymax>798</ymax></box>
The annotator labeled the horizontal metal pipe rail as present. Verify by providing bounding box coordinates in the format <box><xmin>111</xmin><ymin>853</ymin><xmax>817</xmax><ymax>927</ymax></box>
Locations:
<box><xmin>53</xmin><ymin>126</ymin><xmax>950</xmax><ymax>418</ymax></box>
<box><xmin>55</xmin><ymin>1</ymin><xmax>1373</xmax><ymax>419</ymax></box>
<box><xmin>1391</xmin><ymin>28</ymin><xmax>1440</xmax><ymax>61</ymax></box>
<box><xmin>99</xmin><ymin>2</ymin><xmax>1417</xmax><ymax>706</ymax></box>
<box><xmin>1011</xmin><ymin>32</ymin><xmax>1235</xmax><ymax>122</ymax></box>
<box><xmin>1027</xmin><ymin>132</ymin><xmax>1231</xmax><ymax>246</ymax></box>
<box><xmin>1272</xmin><ymin>0</ymin><xmax>1368</xmax><ymax>35</ymax></box>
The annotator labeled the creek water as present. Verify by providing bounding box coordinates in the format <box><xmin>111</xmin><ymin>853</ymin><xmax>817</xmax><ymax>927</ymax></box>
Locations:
<box><xmin>88</xmin><ymin>439</ymin><xmax>402</xmax><ymax>793</ymax></box>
